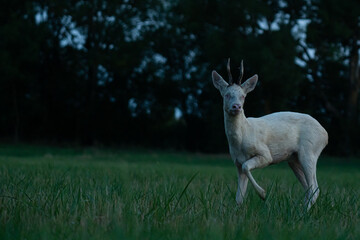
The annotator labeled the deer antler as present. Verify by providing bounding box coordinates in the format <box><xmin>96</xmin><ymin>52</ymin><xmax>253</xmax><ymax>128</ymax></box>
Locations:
<box><xmin>227</xmin><ymin>58</ymin><xmax>233</xmax><ymax>84</ymax></box>
<box><xmin>237</xmin><ymin>60</ymin><xmax>244</xmax><ymax>85</ymax></box>
<box><xmin>227</xmin><ymin>58</ymin><xmax>244</xmax><ymax>85</ymax></box>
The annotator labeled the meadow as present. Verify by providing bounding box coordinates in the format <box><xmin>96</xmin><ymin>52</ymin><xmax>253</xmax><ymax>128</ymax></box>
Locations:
<box><xmin>0</xmin><ymin>145</ymin><xmax>359</xmax><ymax>239</ymax></box>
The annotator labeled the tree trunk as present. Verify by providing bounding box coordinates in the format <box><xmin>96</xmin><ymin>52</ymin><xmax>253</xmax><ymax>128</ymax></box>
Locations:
<box><xmin>264</xmin><ymin>99</ymin><xmax>272</xmax><ymax>114</ymax></box>
<box><xmin>12</xmin><ymin>84</ymin><xmax>20</xmax><ymax>143</ymax></box>
<box><xmin>345</xmin><ymin>37</ymin><xmax>360</xmax><ymax>153</ymax></box>
<box><xmin>83</xmin><ymin>9</ymin><xmax>97</xmax><ymax>145</ymax></box>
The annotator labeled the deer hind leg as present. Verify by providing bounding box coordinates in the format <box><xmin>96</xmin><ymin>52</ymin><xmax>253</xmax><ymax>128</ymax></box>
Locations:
<box><xmin>288</xmin><ymin>158</ymin><xmax>308</xmax><ymax>189</ymax></box>
<box><xmin>298</xmin><ymin>152</ymin><xmax>319</xmax><ymax>210</ymax></box>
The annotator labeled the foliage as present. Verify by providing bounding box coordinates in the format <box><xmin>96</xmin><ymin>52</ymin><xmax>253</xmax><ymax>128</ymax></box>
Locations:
<box><xmin>0</xmin><ymin>0</ymin><xmax>359</xmax><ymax>154</ymax></box>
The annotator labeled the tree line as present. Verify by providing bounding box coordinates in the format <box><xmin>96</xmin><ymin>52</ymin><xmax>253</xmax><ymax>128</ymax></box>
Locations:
<box><xmin>0</xmin><ymin>0</ymin><xmax>359</xmax><ymax>155</ymax></box>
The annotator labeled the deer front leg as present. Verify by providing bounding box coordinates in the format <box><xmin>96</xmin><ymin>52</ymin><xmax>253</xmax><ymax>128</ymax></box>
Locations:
<box><xmin>242</xmin><ymin>155</ymin><xmax>271</xmax><ymax>200</ymax></box>
<box><xmin>235</xmin><ymin>162</ymin><xmax>248</xmax><ymax>204</ymax></box>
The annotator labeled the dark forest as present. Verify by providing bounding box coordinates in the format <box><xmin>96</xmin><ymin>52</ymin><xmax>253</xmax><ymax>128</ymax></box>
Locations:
<box><xmin>1</xmin><ymin>0</ymin><xmax>359</xmax><ymax>155</ymax></box>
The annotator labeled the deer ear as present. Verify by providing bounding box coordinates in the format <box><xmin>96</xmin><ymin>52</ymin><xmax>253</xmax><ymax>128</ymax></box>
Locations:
<box><xmin>241</xmin><ymin>74</ymin><xmax>258</xmax><ymax>94</ymax></box>
<box><xmin>212</xmin><ymin>71</ymin><xmax>228</xmax><ymax>93</ymax></box>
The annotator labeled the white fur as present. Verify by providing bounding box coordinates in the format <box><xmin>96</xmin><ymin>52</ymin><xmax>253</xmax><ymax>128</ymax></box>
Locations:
<box><xmin>212</xmin><ymin>69</ymin><xmax>328</xmax><ymax>210</ymax></box>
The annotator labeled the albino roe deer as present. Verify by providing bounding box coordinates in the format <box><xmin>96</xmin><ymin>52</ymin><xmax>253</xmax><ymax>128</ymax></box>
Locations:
<box><xmin>212</xmin><ymin>59</ymin><xmax>328</xmax><ymax>210</ymax></box>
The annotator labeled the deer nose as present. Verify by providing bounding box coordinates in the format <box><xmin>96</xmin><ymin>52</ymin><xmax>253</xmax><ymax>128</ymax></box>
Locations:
<box><xmin>232</xmin><ymin>104</ymin><xmax>242</xmax><ymax>110</ymax></box>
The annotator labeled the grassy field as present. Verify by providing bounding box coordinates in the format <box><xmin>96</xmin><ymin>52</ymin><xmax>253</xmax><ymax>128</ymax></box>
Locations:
<box><xmin>0</xmin><ymin>145</ymin><xmax>359</xmax><ymax>239</ymax></box>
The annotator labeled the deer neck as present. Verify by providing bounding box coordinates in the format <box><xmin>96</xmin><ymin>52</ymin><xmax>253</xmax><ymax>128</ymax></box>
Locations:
<box><xmin>224</xmin><ymin>110</ymin><xmax>249</xmax><ymax>144</ymax></box>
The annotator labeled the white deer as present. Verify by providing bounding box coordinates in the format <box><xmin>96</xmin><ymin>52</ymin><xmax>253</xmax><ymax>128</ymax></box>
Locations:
<box><xmin>212</xmin><ymin>59</ymin><xmax>328</xmax><ymax>210</ymax></box>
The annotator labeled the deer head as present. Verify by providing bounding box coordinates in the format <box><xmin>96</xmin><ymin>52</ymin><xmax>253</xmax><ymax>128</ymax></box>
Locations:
<box><xmin>212</xmin><ymin>58</ymin><xmax>258</xmax><ymax>116</ymax></box>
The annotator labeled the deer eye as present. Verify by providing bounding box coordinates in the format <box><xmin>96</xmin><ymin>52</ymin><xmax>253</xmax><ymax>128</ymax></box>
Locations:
<box><xmin>225</xmin><ymin>93</ymin><xmax>231</xmax><ymax>99</ymax></box>
<box><xmin>241</xmin><ymin>96</ymin><xmax>245</xmax><ymax>100</ymax></box>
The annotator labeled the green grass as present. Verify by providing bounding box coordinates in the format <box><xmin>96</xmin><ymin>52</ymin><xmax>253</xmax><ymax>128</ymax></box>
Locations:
<box><xmin>0</xmin><ymin>145</ymin><xmax>359</xmax><ymax>239</ymax></box>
